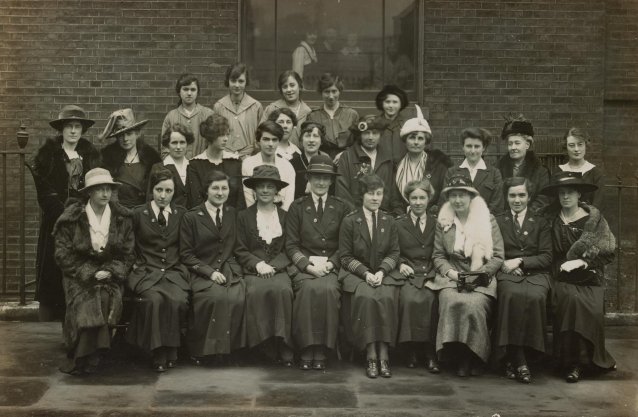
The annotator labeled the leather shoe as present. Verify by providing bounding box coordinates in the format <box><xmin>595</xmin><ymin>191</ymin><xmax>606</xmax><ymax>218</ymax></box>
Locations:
<box><xmin>505</xmin><ymin>362</ymin><xmax>517</xmax><ymax>379</ymax></box>
<box><xmin>153</xmin><ymin>364</ymin><xmax>167</xmax><ymax>373</ymax></box>
<box><xmin>426</xmin><ymin>358</ymin><xmax>440</xmax><ymax>374</ymax></box>
<box><xmin>379</xmin><ymin>360</ymin><xmax>392</xmax><ymax>378</ymax></box>
<box><xmin>366</xmin><ymin>359</ymin><xmax>379</xmax><ymax>379</ymax></box>
<box><xmin>299</xmin><ymin>360</ymin><xmax>312</xmax><ymax>370</ymax></box>
<box><xmin>565</xmin><ymin>366</ymin><xmax>581</xmax><ymax>383</ymax></box>
<box><xmin>312</xmin><ymin>360</ymin><xmax>326</xmax><ymax>371</ymax></box>
<box><xmin>516</xmin><ymin>365</ymin><xmax>532</xmax><ymax>384</ymax></box>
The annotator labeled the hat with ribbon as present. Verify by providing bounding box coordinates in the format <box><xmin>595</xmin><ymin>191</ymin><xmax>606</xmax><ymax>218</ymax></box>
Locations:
<box><xmin>306</xmin><ymin>154</ymin><xmax>340</xmax><ymax>176</ymax></box>
<box><xmin>49</xmin><ymin>105</ymin><xmax>95</xmax><ymax>132</ymax></box>
<box><xmin>78</xmin><ymin>168</ymin><xmax>121</xmax><ymax>192</ymax></box>
<box><xmin>399</xmin><ymin>104</ymin><xmax>431</xmax><ymax>138</ymax></box>
<box><xmin>98</xmin><ymin>108</ymin><xmax>149</xmax><ymax>140</ymax></box>
<box><xmin>440</xmin><ymin>172</ymin><xmax>480</xmax><ymax>199</ymax></box>
<box><xmin>243</xmin><ymin>165</ymin><xmax>289</xmax><ymax>190</ymax></box>
<box><xmin>501</xmin><ymin>113</ymin><xmax>534</xmax><ymax>142</ymax></box>
<box><xmin>540</xmin><ymin>171</ymin><xmax>598</xmax><ymax>196</ymax></box>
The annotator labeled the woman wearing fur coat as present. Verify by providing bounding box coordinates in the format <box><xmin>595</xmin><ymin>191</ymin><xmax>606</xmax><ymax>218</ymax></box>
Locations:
<box><xmin>53</xmin><ymin>168</ymin><xmax>135</xmax><ymax>375</ymax></box>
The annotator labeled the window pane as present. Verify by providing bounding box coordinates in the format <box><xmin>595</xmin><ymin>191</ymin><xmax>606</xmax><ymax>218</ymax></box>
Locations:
<box><xmin>382</xmin><ymin>0</ymin><xmax>417</xmax><ymax>90</ymax></box>
<box><xmin>242</xmin><ymin>0</ymin><xmax>276</xmax><ymax>90</ymax></box>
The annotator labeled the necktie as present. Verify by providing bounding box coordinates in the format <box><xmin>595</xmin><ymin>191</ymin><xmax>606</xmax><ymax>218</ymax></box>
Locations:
<box><xmin>158</xmin><ymin>207</ymin><xmax>166</xmax><ymax>227</ymax></box>
<box><xmin>215</xmin><ymin>207</ymin><xmax>222</xmax><ymax>228</ymax></box>
<box><xmin>370</xmin><ymin>211</ymin><xmax>379</xmax><ymax>268</ymax></box>
<box><xmin>317</xmin><ymin>197</ymin><xmax>324</xmax><ymax>219</ymax></box>
<box><xmin>414</xmin><ymin>217</ymin><xmax>420</xmax><ymax>232</ymax></box>
<box><xmin>371</xmin><ymin>211</ymin><xmax>377</xmax><ymax>241</ymax></box>
<box><xmin>514</xmin><ymin>213</ymin><xmax>522</xmax><ymax>234</ymax></box>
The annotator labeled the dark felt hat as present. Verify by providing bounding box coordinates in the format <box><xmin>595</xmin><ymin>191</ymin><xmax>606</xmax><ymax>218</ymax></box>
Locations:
<box><xmin>306</xmin><ymin>154</ymin><xmax>339</xmax><ymax>176</ymax></box>
<box><xmin>540</xmin><ymin>171</ymin><xmax>598</xmax><ymax>196</ymax></box>
<box><xmin>349</xmin><ymin>114</ymin><xmax>390</xmax><ymax>136</ymax></box>
<box><xmin>501</xmin><ymin>114</ymin><xmax>534</xmax><ymax>141</ymax></box>
<box><xmin>243</xmin><ymin>165</ymin><xmax>289</xmax><ymax>190</ymax></box>
<box><xmin>375</xmin><ymin>85</ymin><xmax>409</xmax><ymax>112</ymax></box>
<box><xmin>440</xmin><ymin>172</ymin><xmax>480</xmax><ymax>199</ymax></box>
<box><xmin>49</xmin><ymin>105</ymin><xmax>95</xmax><ymax>131</ymax></box>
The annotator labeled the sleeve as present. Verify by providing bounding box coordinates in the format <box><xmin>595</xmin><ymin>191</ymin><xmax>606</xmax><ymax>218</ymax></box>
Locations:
<box><xmin>242</xmin><ymin>159</ymin><xmax>256</xmax><ymax>208</ymax></box>
<box><xmin>179</xmin><ymin>214</ymin><xmax>215</xmax><ymax>279</ymax></box>
<box><xmin>234</xmin><ymin>211</ymin><xmax>264</xmax><ymax>272</ymax></box>
<box><xmin>437</xmin><ymin>167</ymin><xmax>453</xmax><ymax>209</ymax></box>
<box><xmin>285</xmin><ymin>203</ymin><xmax>311</xmax><ymax>271</ymax></box>
<box><xmin>186</xmin><ymin>163</ymin><xmax>203</xmax><ymax>208</ymax></box>
<box><xmin>260</xmin><ymin>103</ymin><xmax>273</xmax><ymax>124</ymax></box>
<box><xmin>100</xmin><ymin>218</ymin><xmax>135</xmax><ymax>282</ymax></box>
<box><xmin>529</xmin><ymin>165</ymin><xmax>551</xmax><ymax>215</ymax></box>
<box><xmin>31</xmin><ymin>152</ymin><xmax>65</xmax><ymax>218</ymax></box>
<box><xmin>335</xmin><ymin>152</ymin><xmax>355</xmax><ymax>209</ymax></box>
<box><xmin>432</xmin><ymin>223</ymin><xmax>455</xmax><ymax>276</ymax></box>
<box><xmin>280</xmin><ymin>162</ymin><xmax>296</xmax><ymax>211</ymax></box>
<box><xmin>54</xmin><ymin>222</ymin><xmax>100</xmax><ymax>282</ymax></box>
<box><xmin>339</xmin><ymin>217</ymin><xmax>369</xmax><ymax>279</ymax></box>
<box><xmin>488</xmin><ymin>168</ymin><xmax>505</xmax><ymax>215</ymax></box>
<box><xmin>482</xmin><ymin>215</ymin><xmax>504</xmax><ymax>276</ymax></box>
<box><xmin>521</xmin><ymin>217</ymin><xmax>553</xmax><ymax>271</ymax></box>
<box><xmin>161</xmin><ymin>112</ymin><xmax>172</xmax><ymax>138</ymax></box>
<box><xmin>378</xmin><ymin>220</ymin><xmax>400</xmax><ymax>275</ymax></box>
<box><xmin>591</xmin><ymin>169</ymin><xmax>605</xmax><ymax>210</ymax></box>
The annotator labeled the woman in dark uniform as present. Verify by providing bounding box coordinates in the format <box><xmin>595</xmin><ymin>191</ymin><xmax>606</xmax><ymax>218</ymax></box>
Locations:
<box><xmin>150</xmin><ymin>123</ymin><xmax>194</xmax><ymax>207</ymax></box>
<box><xmin>235</xmin><ymin>165</ymin><xmax>294</xmax><ymax>366</ymax></box>
<box><xmin>339</xmin><ymin>174</ymin><xmax>403</xmax><ymax>378</ymax></box>
<box><xmin>100</xmin><ymin>108</ymin><xmax>161</xmax><ymax>208</ymax></box>
<box><xmin>541</xmin><ymin>171</ymin><xmax>616</xmax><ymax>383</ymax></box>
<box><xmin>396</xmin><ymin>179</ymin><xmax>440</xmax><ymax>373</ymax></box>
<box><xmin>285</xmin><ymin>154</ymin><xmax>349</xmax><ymax>370</ymax></box>
<box><xmin>180</xmin><ymin>170</ymin><xmax>245</xmax><ymax>362</ymax></box>
<box><xmin>126</xmin><ymin>167</ymin><xmax>190</xmax><ymax>372</ymax></box>
<box><xmin>493</xmin><ymin>177</ymin><xmax>552</xmax><ymax>384</ymax></box>
<box><xmin>290</xmin><ymin>121</ymin><xmax>331</xmax><ymax>199</ymax></box>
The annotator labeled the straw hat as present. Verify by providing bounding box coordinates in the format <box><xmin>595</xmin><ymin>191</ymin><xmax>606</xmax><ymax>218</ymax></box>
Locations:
<box><xmin>78</xmin><ymin>168</ymin><xmax>121</xmax><ymax>192</ymax></box>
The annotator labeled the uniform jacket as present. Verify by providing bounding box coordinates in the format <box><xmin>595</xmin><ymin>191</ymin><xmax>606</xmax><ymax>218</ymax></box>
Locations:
<box><xmin>306</xmin><ymin>105</ymin><xmax>359</xmax><ymax>158</ymax></box>
<box><xmin>442</xmin><ymin>165</ymin><xmax>504</xmax><ymax>215</ymax></box>
<box><xmin>53</xmin><ymin>200</ymin><xmax>135</xmax><ymax>350</ymax></box>
<box><xmin>149</xmin><ymin>161</ymin><xmax>188</xmax><ymax>207</ymax></box>
<box><xmin>186</xmin><ymin>156</ymin><xmax>245</xmax><ymax>209</ymax></box>
<box><xmin>213</xmin><ymin>94</ymin><xmax>263</xmax><ymax>158</ymax></box>
<box><xmin>128</xmin><ymin>202</ymin><xmax>190</xmax><ymax>294</ymax></box>
<box><xmin>396</xmin><ymin>213</ymin><xmax>437</xmax><ymax>288</ymax></box>
<box><xmin>497</xmin><ymin>151</ymin><xmax>550</xmax><ymax>215</ymax></box>
<box><xmin>179</xmin><ymin>203</ymin><xmax>242</xmax><ymax>292</ymax></box>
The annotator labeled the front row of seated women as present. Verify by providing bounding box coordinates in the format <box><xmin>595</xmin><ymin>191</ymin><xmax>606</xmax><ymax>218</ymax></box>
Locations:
<box><xmin>53</xmin><ymin>160</ymin><xmax>616</xmax><ymax>384</ymax></box>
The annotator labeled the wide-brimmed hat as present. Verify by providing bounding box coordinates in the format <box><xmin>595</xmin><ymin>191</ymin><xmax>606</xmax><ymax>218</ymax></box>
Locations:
<box><xmin>375</xmin><ymin>85</ymin><xmax>409</xmax><ymax>112</ymax></box>
<box><xmin>399</xmin><ymin>104</ymin><xmax>431</xmax><ymax>138</ymax></box>
<box><xmin>78</xmin><ymin>168</ymin><xmax>121</xmax><ymax>192</ymax></box>
<box><xmin>49</xmin><ymin>105</ymin><xmax>95</xmax><ymax>132</ymax></box>
<box><xmin>99</xmin><ymin>108</ymin><xmax>149</xmax><ymax>140</ymax></box>
<box><xmin>501</xmin><ymin>114</ymin><xmax>534</xmax><ymax>142</ymax></box>
<box><xmin>243</xmin><ymin>165</ymin><xmax>289</xmax><ymax>190</ymax></box>
<box><xmin>440</xmin><ymin>172</ymin><xmax>480</xmax><ymax>199</ymax></box>
<box><xmin>306</xmin><ymin>154</ymin><xmax>339</xmax><ymax>176</ymax></box>
<box><xmin>349</xmin><ymin>114</ymin><xmax>390</xmax><ymax>135</ymax></box>
<box><xmin>540</xmin><ymin>171</ymin><xmax>598</xmax><ymax>196</ymax></box>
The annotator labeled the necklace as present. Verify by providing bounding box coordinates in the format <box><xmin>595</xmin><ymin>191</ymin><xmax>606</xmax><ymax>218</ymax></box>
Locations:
<box><xmin>125</xmin><ymin>151</ymin><xmax>138</xmax><ymax>164</ymax></box>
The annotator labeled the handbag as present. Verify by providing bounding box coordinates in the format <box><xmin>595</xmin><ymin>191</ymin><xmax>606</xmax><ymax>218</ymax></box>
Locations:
<box><xmin>457</xmin><ymin>271</ymin><xmax>491</xmax><ymax>293</ymax></box>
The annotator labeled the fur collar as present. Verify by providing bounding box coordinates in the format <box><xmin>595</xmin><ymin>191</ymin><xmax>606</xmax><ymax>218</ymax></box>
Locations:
<box><xmin>437</xmin><ymin>196</ymin><xmax>493</xmax><ymax>260</ymax></box>
<box><xmin>566</xmin><ymin>203</ymin><xmax>616</xmax><ymax>261</ymax></box>
<box><xmin>496</xmin><ymin>150</ymin><xmax>541</xmax><ymax>178</ymax></box>
<box><xmin>32</xmin><ymin>136</ymin><xmax>99</xmax><ymax>174</ymax></box>
<box><xmin>101</xmin><ymin>140</ymin><xmax>161</xmax><ymax>177</ymax></box>
<box><xmin>53</xmin><ymin>199</ymin><xmax>130</xmax><ymax>235</ymax></box>
<box><xmin>426</xmin><ymin>148</ymin><xmax>453</xmax><ymax>168</ymax></box>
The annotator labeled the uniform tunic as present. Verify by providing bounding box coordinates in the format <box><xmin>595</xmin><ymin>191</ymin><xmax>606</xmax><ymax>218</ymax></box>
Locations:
<box><xmin>149</xmin><ymin>160</ymin><xmax>188</xmax><ymax>207</ymax></box>
<box><xmin>285</xmin><ymin>195</ymin><xmax>349</xmax><ymax>350</ymax></box>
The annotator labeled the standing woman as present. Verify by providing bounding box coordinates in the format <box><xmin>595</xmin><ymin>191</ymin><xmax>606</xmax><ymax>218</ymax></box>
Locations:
<box><xmin>53</xmin><ymin>168</ymin><xmax>134</xmax><ymax>374</ymax></box>
<box><xmin>180</xmin><ymin>170</ymin><xmax>245</xmax><ymax>361</ymax></box>
<box><xmin>100</xmin><ymin>109</ymin><xmax>161</xmax><ymax>208</ymax></box>
<box><xmin>268</xmin><ymin>108</ymin><xmax>301</xmax><ymax>161</ymax></box>
<box><xmin>306</xmin><ymin>73</ymin><xmax>359</xmax><ymax>158</ymax></box>
<box><xmin>494</xmin><ymin>177</ymin><xmax>552</xmax><ymax>384</ymax></box>
<box><xmin>150</xmin><ymin>123</ymin><xmax>194</xmax><ymax>207</ymax></box>
<box><xmin>261</xmin><ymin>70</ymin><xmax>312</xmax><ymax>147</ymax></box>
<box><xmin>393</xmin><ymin>105</ymin><xmax>452</xmax><ymax>216</ymax></box>
<box><xmin>127</xmin><ymin>167</ymin><xmax>190</xmax><ymax>372</ymax></box>
<box><xmin>292</xmin><ymin>28</ymin><xmax>319</xmax><ymax>82</ymax></box>
<box><xmin>285</xmin><ymin>155</ymin><xmax>349</xmax><ymax>370</ymax></box>
<box><xmin>31</xmin><ymin>105</ymin><xmax>100</xmax><ymax>320</ymax></box>
<box><xmin>213</xmin><ymin>63</ymin><xmax>264</xmax><ymax>159</ymax></box>
<box><xmin>290</xmin><ymin>121</ymin><xmax>330</xmax><ymax>199</ymax></box>
<box><xmin>235</xmin><ymin>165</ymin><xmax>295</xmax><ymax>366</ymax></box>
<box><xmin>187</xmin><ymin>114</ymin><xmax>244</xmax><ymax>209</ymax></box>
<box><xmin>396</xmin><ymin>179</ymin><xmax>440</xmax><ymax>373</ymax></box>
<box><xmin>376</xmin><ymin>85</ymin><xmax>409</xmax><ymax>165</ymax></box>
<box><xmin>339</xmin><ymin>174</ymin><xmax>403</xmax><ymax>378</ymax></box>
<box><xmin>161</xmin><ymin>73</ymin><xmax>214</xmax><ymax>158</ymax></box>
<box><xmin>430</xmin><ymin>174</ymin><xmax>504</xmax><ymax>376</ymax></box>
<box><xmin>442</xmin><ymin>128</ymin><xmax>504</xmax><ymax>215</ymax></box>
<box><xmin>558</xmin><ymin>127</ymin><xmax>605</xmax><ymax>209</ymax></box>
<box><xmin>541</xmin><ymin>172</ymin><xmax>616</xmax><ymax>383</ymax></box>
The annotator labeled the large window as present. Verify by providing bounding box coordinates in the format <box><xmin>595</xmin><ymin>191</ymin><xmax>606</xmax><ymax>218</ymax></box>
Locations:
<box><xmin>241</xmin><ymin>0</ymin><xmax>418</xmax><ymax>91</ymax></box>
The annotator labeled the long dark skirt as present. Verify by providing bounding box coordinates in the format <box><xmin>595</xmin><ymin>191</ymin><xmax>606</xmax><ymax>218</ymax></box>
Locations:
<box><xmin>436</xmin><ymin>288</ymin><xmax>494</xmax><ymax>362</ymax></box>
<box><xmin>552</xmin><ymin>281</ymin><xmax>615</xmax><ymax>369</ymax></box>
<box><xmin>244</xmin><ymin>272</ymin><xmax>293</xmax><ymax>348</ymax></box>
<box><xmin>126</xmin><ymin>278</ymin><xmax>189</xmax><ymax>352</ymax></box>
<box><xmin>398</xmin><ymin>282</ymin><xmax>438</xmax><ymax>345</ymax></box>
<box><xmin>343</xmin><ymin>282</ymin><xmax>400</xmax><ymax>351</ymax></box>
<box><xmin>493</xmin><ymin>279</ymin><xmax>548</xmax><ymax>361</ymax></box>
<box><xmin>292</xmin><ymin>272</ymin><xmax>341</xmax><ymax>350</ymax></box>
<box><xmin>187</xmin><ymin>281</ymin><xmax>246</xmax><ymax>356</ymax></box>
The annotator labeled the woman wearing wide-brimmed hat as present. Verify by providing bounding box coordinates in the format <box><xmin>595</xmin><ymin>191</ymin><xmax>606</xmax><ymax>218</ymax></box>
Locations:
<box><xmin>99</xmin><ymin>108</ymin><xmax>161</xmax><ymax>208</ymax></box>
<box><xmin>430</xmin><ymin>173</ymin><xmax>504</xmax><ymax>377</ymax></box>
<box><xmin>541</xmin><ymin>171</ymin><xmax>616</xmax><ymax>383</ymax></box>
<box><xmin>285</xmin><ymin>155</ymin><xmax>349</xmax><ymax>370</ymax></box>
<box><xmin>53</xmin><ymin>168</ymin><xmax>135</xmax><ymax>375</ymax></box>
<box><xmin>31</xmin><ymin>105</ymin><xmax>101</xmax><ymax>321</ymax></box>
<box><xmin>235</xmin><ymin>165</ymin><xmax>295</xmax><ymax>366</ymax></box>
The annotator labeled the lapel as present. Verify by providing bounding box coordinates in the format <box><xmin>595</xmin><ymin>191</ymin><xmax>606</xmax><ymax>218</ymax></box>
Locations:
<box><xmin>401</xmin><ymin>215</ymin><xmax>424</xmax><ymax>244</ymax></box>
<box><xmin>376</xmin><ymin>212</ymin><xmax>390</xmax><ymax>243</ymax></box>
<box><xmin>219</xmin><ymin>205</ymin><xmax>233</xmax><ymax>238</ymax></box>
<box><xmin>165</xmin><ymin>163</ymin><xmax>186</xmax><ymax>188</ymax></box>
<box><xmin>165</xmin><ymin>204</ymin><xmax>180</xmax><ymax>234</ymax></box>
<box><xmin>142</xmin><ymin>202</ymin><xmax>162</xmax><ymax>233</ymax></box>
<box><xmin>320</xmin><ymin>196</ymin><xmax>339</xmax><ymax>230</ymax></box>
<box><xmin>472</xmin><ymin>168</ymin><xmax>488</xmax><ymax>188</ymax></box>
<box><xmin>303</xmin><ymin>196</ymin><xmax>324</xmax><ymax>234</ymax></box>
<box><xmin>501</xmin><ymin>214</ymin><xmax>519</xmax><ymax>246</ymax></box>
<box><xmin>195</xmin><ymin>203</ymin><xmax>219</xmax><ymax>235</ymax></box>
<box><xmin>518</xmin><ymin>212</ymin><xmax>535</xmax><ymax>244</ymax></box>
<box><xmin>354</xmin><ymin>210</ymin><xmax>372</xmax><ymax>247</ymax></box>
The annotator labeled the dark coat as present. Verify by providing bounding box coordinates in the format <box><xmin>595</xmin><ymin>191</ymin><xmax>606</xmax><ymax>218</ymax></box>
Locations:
<box><xmin>148</xmin><ymin>162</ymin><xmax>188</xmax><ymax>208</ymax></box>
<box><xmin>378</xmin><ymin>112</ymin><xmax>408</xmax><ymax>165</ymax></box>
<box><xmin>186</xmin><ymin>158</ymin><xmax>245</xmax><ymax>209</ymax></box>
<box><xmin>285</xmin><ymin>194</ymin><xmax>350</xmax><ymax>271</ymax></box>
<box><xmin>30</xmin><ymin>136</ymin><xmax>100</xmax><ymax>309</ymax></box>
<box><xmin>128</xmin><ymin>202</ymin><xmax>190</xmax><ymax>294</ymax></box>
<box><xmin>53</xmin><ymin>200</ymin><xmax>135</xmax><ymax>350</ymax></box>
<box><xmin>497</xmin><ymin>151</ymin><xmax>550</xmax><ymax>215</ymax></box>
<box><xmin>338</xmin><ymin>209</ymin><xmax>403</xmax><ymax>293</ymax></box>
<box><xmin>235</xmin><ymin>205</ymin><xmax>291</xmax><ymax>274</ymax></box>
<box><xmin>396</xmin><ymin>213</ymin><xmax>437</xmax><ymax>288</ymax></box>
<box><xmin>442</xmin><ymin>165</ymin><xmax>504</xmax><ymax>215</ymax></box>
<box><xmin>179</xmin><ymin>203</ymin><xmax>242</xmax><ymax>293</ymax></box>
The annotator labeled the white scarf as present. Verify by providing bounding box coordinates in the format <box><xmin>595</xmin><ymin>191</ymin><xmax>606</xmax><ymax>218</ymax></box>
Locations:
<box><xmin>86</xmin><ymin>202</ymin><xmax>111</xmax><ymax>252</ymax></box>
<box><xmin>256</xmin><ymin>208</ymin><xmax>282</xmax><ymax>244</ymax></box>
<box><xmin>437</xmin><ymin>196</ymin><xmax>492</xmax><ymax>260</ymax></box>
<box><xmin>395</xmin><ymin>152</ymin><xmax>427</xmax><ymax>202</ymax></box>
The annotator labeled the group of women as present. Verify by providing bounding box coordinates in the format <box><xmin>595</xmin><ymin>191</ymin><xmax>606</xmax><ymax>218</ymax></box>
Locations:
<box><xmin>31</xmin><ymin>63</ymin><xmax>615</xmax><ymax>384</ymax></box>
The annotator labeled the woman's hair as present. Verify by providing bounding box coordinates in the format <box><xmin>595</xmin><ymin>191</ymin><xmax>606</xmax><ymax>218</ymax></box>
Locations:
<box><xmin>149</xmin><ymin>166</ymin><xmax>175</xmax><ymax>190</ymax></box>
<box><xmin>161</xmin><ymin>123</ymin><xmax>195</xmax><ymax>147</ymax></box>
<box><xmin>503</xmin><ymin>176</ymin><xmax>535</xmax><ymax>199</ymax></box>
<box><xmin>203</xmin><ymin>169</ymin><xmax>230</xmax><ymax>191</ymax></box>
<box><xmin>403</xmin><ymin>179</ymin><xmax>435</xmax><ymax>200</ymax></box>
<box><xmin>375</xmin><ymin>85</ymin><xmax>409</xmax><ymax>112</ymax></box>
<box><xmin>460</xmin><ymin>127</ymin><xmax>492</xmax><ymax>148</ymax></box>
<box><xmin>401</xmin><ymin>130</ymin><xmax>433</xmax><ymax>144</ymax></box>
<box><xmin>277</xmin><ymin>70</ymin><xmax>304</xmax><ymax>94</ymax></box>
<box><xmin>175</xmin><ymin>73</ymin><xmax>200</xmax><ymax>105</ymax></box>
<box><xmin>317</xmin><ymin>73</ymin><xmax>344</xmax><ymax>94</ymax></box>
<box><xmin>267</xmin><ymin>108</ymin><xmax>298</xmax><ymax>127</ymax></box>
<box><xmin>256</xmin><ymin>120</ymin><xmax>284</xmax><ymax>142</ymax></box>
<box><xmin>562</xmin><ymin>127</ymin><xmax>590</xmax><ymax>149</ymax></box>
<box><xmin>359</xmin><ymin>174</ymin><xmax>385</xmax><ymax>193</ymax></box>
<box><xmin>300</xmin><ymin>121</ymin><xmax>326</xmax><ymax>143</ymax></box>
<box><xmin>200</xmin><ymin>114</ymin><xmax>229</xmax><ymax>145</ymax></box>
<box><xmin>224</xmin><ymin>62</ymin><xmax>249</xmax><ymax>87</ymax></box>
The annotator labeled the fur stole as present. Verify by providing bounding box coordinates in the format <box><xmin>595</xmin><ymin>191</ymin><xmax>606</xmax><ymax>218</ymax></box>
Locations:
<box><xmin>426</xmin><ymin>149</ymin><xmax>453</xmax><ymax>170</ymax></box>
<box><xmin>438</xmin><ymin>195</ymin><xmax>493</xmax><ymax>260</ymax></box>
<box><xmin>101</xmin><ymin>139</ymin><xmax>161</xmax><ymax>178</ymax></box>
<box><xmin>496</xmin><ymin>150</ymin><xmax>541</xmax><ymax>178</ymax></box>
<box><xmin>566</xmin><ymin>203</ymin><xmax>616</xmax><ymax>261</ymax></box>
<box><xmin>31</xmin><ymin>136</ymin><xmax>100</xmax><ymax>184</ymax></box>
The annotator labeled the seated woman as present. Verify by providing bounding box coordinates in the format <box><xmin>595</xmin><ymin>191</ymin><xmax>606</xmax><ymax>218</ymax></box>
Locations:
<box><xmin>396</xmin><ymin>179</ymin><xmax>440</xmax><ymax>373</ymax></box>
<box><xmin>430</xmin><ymin>174</ymin><xmax>504</xmax><ymax>377</ymax></box>
<box><xmin>53</xmin><ymin>168</ymin><xmax>135</xmax><ymax>375</ymax></box>
<box><xmin>268</xmin><ymin>107</ymin><xmax>301</xmax><ymax>161</ymax></box>
<box><xmin>540</xmin><ymin>171</ymin><xmax>616</xmax><ymax>383</ymax></box>
<box><xmin>150</xmin><ymin>123</ymin><xmax>194</xmax><ymax>207</ymax></box>
<box><xmin>180</xmin><ymin>170</ymin><xmax>245</xmax><ymax>362</ymax></box>
<box><xmin>235</xmin><ymin>165</ymin><xmax>294</xmax><ymax>366</ymax></box>
<box><xmin>338</xmin><ymin>174</ymin><xmax>403</xmax><ymax>379</ymax></box>
<box><xmin>494</xmin><ymin>177</ymin><xmax>552</xmax><ymax>384</ymax></box>
<box><xmin>290</xmin><ymin>121</ymin><xmax>330</xmax><ymax>199</ymax></box>
<box><xmin>187</xmin><ymin>114</ymin><xmax>245</xmax><ymax>209</ymax></box>
<box><xmin>285</xmin><ymin>155</ymin><xmax>349</xmax><ymax>370</ymax></box>
<box><xmin>126</xmin><ymin>167</ymin><xmax>190</xmax><ymax>372</ymax></box>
